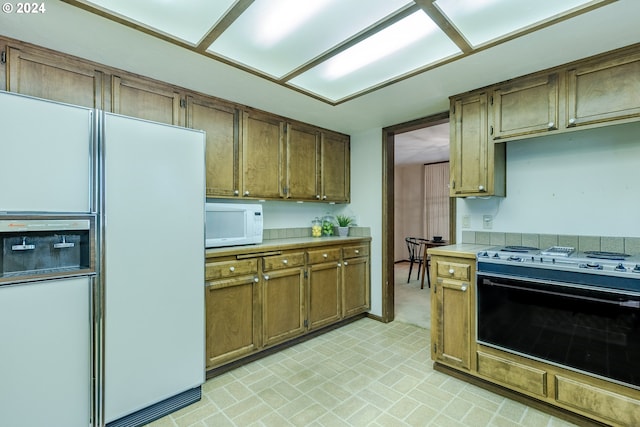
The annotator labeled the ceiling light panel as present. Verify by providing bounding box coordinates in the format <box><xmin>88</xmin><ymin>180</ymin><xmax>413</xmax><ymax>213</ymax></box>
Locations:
<box><xmin>289</xmin><ymin>11</ymin><xmax>461</xmax><ymax>102</ymax></box>
<box><xmin>435</xmin><ymin>0</ymin><xmax>594</xmax><ymax>47</ymax></box>
<box><xmin>206</xmin><ymin>0</ymin><xmax>413</xmax><ymax>78</ymax></box>
<box><xmin>80</xmin><ymin>0</ymin><xmax>236</xmax><ymax>45</ymax></box>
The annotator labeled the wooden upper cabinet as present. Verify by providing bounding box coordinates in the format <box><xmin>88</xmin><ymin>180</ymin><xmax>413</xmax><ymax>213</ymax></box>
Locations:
<box><xmin>492</xmin><ymin>73</ymin><xmax>559</xmax><ymax>140</ymax></box>
<box><xmin>242</xmin><ymin>110</ymin><xmax>285</xmax><ymax>199</ymax></box>
<box><xmin>186</xmin><ymin>96</ymin><xmax>241</xmax><ymax>198</ymax></box>
<box><xmin>6</xmin><ymin>46</ymin><xmax>104</xmax><ymax>108</ymax></box>
<box><xmin>285</xmin><ymin>123</ymin><xmax>320</xmax><ymax>200</ymax></box>
<box><xmin>566</xmin><ymin>50</ymin><xmax>640</xmax><ymax>129</ymax></box>
<box><xmin>320</xmin><ymin>131</ymin><xmax>350</xmax><ymax>203</ymax></box>
<box><xmin>450</xmin><ymin>92</ymin><xmax>505</xmax><ymax>197</ymax></box>
<box><xmin>111</xmin><ymin>75</ymin><xmax>182</xmax><ymax>125</ymax></box>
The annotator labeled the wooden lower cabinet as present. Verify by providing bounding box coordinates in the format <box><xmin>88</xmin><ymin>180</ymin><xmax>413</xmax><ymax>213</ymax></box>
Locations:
<box><xmin>430</xmin><ymin>255</ymin><xmax>474</xmax><ymax>371</ymax></box>
<box><xmin>205</xmin><ymin>239</ymin><xmax>370</xmax><ymax>370</ymax></box>
<box><xmin>342</xmin><ymin>244</ymin><xmax>370</xmax><ymax>317</ymax></box>
<box><xmin>205</xmin><ymin>274</ymin><xmax>260</xmax><ymax>369</ymax></box>
<box><xmin>429</xmin><ymin>250</ymin><xmax>640</xmax><ymax>427</ymax></box>
<box><xmin>307</xmin><ymin>248</ymin><xmax>342</xmax><ymax>330</ymax></box>
<box><xmin>262</xmin><ymin>253</ymin><xmax>306</xmax><ymax>346</ymax></box>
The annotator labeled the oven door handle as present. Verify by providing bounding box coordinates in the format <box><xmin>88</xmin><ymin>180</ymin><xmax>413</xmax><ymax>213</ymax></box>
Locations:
<box><xmin>480</xmin><ymin>276</ymin><xmax>640</xmax><ymax>308</ymax></box>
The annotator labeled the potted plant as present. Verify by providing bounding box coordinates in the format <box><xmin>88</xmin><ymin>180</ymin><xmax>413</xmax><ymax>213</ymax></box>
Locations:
<box><xmin>335</xmin><ymin>214</ymin><xmax>354</xmax><ymax>237</ymax></box>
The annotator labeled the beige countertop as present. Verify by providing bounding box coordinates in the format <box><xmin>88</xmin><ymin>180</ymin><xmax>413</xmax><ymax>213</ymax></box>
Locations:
<box><xmin>205</xmin><ymin>235</ymin><xmax>371</xmax><ymax>258</ymax></box>
<box><xmin>427</xmin><ymin>243</ymin><xmax>493</xmax><ymax>259</ymax></box>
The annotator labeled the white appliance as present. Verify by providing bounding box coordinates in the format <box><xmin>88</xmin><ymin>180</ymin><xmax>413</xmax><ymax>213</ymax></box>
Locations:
<box><xmin>205</xmin><ymin>202</ymin><xmax>263</xmax><ymax>248</ymax></box>
<box><xmin>101</xmin><ymin>113</ymin><xmax>205</xmax><ymax>426</ymax></box>
<box><xmin>0</xmin><ymin>91</ymin><xmax>95</xmax><ymax>427</ymax></box>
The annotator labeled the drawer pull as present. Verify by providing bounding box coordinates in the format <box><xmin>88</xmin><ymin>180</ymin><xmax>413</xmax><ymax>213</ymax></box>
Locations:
<box><xmin>323</xmin><ymin>253</ymin><xmax>328</xmax><ymax>258</ymax></box>
<box><xmin>282</xmin><ymin>259</ymin><xmax>288</xmax><ymax>264</ymax></box>
<box><xmin>461</xmin><ymin>285</ymin><xmax>468</xmax><ymax>292</ymax></box>
<box><xmin>343</xmin><ymin>261</ymin><xmax>348</xmax><ymax>266</ymax></box>
<box><xmin>337</xmin><ymin>263</ymin><xmax>342</xmax><ymax>267</ymax></box>
<box><xmin>254</xmin><ymin>276</ymin><xmax>259</xmax><ymax>283</ymax></box>
<box><xmin>548</xmin><ymin>121</ymin><xmax>555</xmax><ymax>129</ymax></box>
<box><xmin>448</xmin><ymin>268</ymin><xmax>455</xmax><ymax>274</ymax></box>
<box><xmin>263</xmin><ymin>274</ymin><xmax>270</xmax><ymax>281</ymax></box>
<box><xmin>229</xmin><ymin>266</ymin><xmax>235</xmax><ymax>272</ymax></box>
<box><xmin>354</xmin><ymin>250</ymin><xmax>359</xmax><ymax>254</ymax></box>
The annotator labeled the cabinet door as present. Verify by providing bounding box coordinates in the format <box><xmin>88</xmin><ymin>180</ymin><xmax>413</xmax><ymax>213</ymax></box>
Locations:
<box><xmin>242</xmin><ymin>111</ymin><xmax>284</xmax><ymax>199</ymax></box>
<box><xmin>6</xmin><ymin>46</ymin><xmax>104</xmax><ymax>108</ymax></box>
<box><xmin>186</xmin><ymin>96</ymin><xmax>241</xmax><ymax>197</ymax></box>
<box><xmin>432</xmin><ymin>276</ymin><xmax>471</xmax><ymax>370</ymax></box>
<box><xmin>262</xmin><ymin>268</ymin><xmax>305</xmax><ymax>346</ymax></box>
<box><xmin>492</xmin><ymin>73</ymin><xmax>559</xmax><ymax>140</ymax></box>
<box><xmin>285</xmin><ymin>123</ymin><xmax>320</xmax><ymax>200</ymax></box>
<box><xmin>205</xmin><ymin>275</ymin><xmax>260</xmax><ymax>368</ymax></box>
<box><xmin>450</xmin><ymin>93</ymin><xmax>505</xmax><ymax>197</ymax></box>
<box><xmin>308</xmin><ymin>261</ymin><xmax>341</xmax><ymax>330</ymax></box>
<box><xmin>450</xmin><ymin>93</ymin><xmax>487</xmax><ymax>196</ymax></box>
<box><xmin>320</xmin><ymin>131</ymin><xmax>350</xmax><ymax>203</ymax></box>
<box><xmin>566</xmin><ymin>50</ymin><xmax>640</xmax><ymax>128</ymax></box>
<box><xmin>342</xmin><ymin>256</ymin><xmax>370</xmax><ymax>317</ymax></box>
<box><xmin>111</xmin><ymin>75</ymin><xmax>182</xmax><ymax>125</ymax></box>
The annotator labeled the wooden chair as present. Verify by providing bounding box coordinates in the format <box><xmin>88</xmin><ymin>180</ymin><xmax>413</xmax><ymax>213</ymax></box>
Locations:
<box><xmin>405</xmin><ymin>237</ymin><xmax>430</xmax><ymax>286</ymax></box>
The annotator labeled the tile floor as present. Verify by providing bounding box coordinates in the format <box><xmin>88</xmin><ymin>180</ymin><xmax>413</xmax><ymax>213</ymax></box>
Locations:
<box><xmin>146</xmin><ymin>316</ymin><xmax>578</xmax><ymax>427</ymax></box>
<box><xmin>394</xmin><ymin>262</ymin><xmax>430</xmax><ymax>329</ymax></box>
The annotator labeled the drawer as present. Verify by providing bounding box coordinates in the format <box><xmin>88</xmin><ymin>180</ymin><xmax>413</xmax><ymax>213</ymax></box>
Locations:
<box><xmin>263</xmin><ymin>252</ymin><xmax>305</xmax><ymax>272</ymax></box>
<box><xmin>205</xmin><ymin>259</ymin><xmax>258</xmax><ymax>281</ymax></box>
<box><xmin>307</xmin><ymin>248</ymin><xmax>341</xmax><ymax>264</ymax></box>
<box><xmin>343</xmin><ymin>245</ymin><xmax>369</xmax><ymax>259</ymax></box>
<box><xmin>435</xmin><ymin>260</ymin><xmax>470</xmax><ymax>281</ymax></box>
<box><xmin>555</xmin><ymin>375</ymin><xmax>640</xmax><ymax>426</ymax></box>
<box><xmin>477</xmin><ymin>351</ymin><xmax>547</xmax><ymax>397</ymax></box>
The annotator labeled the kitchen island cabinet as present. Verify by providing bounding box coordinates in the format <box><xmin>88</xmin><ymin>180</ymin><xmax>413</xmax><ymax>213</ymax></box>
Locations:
<box><xmin>205</xmin><ymin>237</ymin><xmax>370</xmax><ymax>372</ymax></box>
<box><xmin>430</xmin><ymin>254</ymin><xmax>475</xmax><ymax>371</ymax></box>
<box><xmin>428</xmin><ymin>245</ymin><xmax>640</xmax><ymax>427</ymax></box>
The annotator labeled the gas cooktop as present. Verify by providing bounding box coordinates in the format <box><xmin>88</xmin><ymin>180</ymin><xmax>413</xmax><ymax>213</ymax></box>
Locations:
<box><xmin>477</xmin><ymin>245</ymin><xmax>640</xmax><ymax>279</ymax></box>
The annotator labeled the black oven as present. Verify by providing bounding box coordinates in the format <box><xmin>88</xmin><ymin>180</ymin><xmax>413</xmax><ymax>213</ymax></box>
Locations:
<box><xmin>477</xmin><ymin>269</ymin><xmax>640</xmax><ymax>389</ymax></box>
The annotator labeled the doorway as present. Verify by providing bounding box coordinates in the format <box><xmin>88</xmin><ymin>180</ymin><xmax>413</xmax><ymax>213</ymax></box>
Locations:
<box><xmin>381</xmin><ymin>111</ymin><xmax>456</xmax><ymax>323</ymax></box>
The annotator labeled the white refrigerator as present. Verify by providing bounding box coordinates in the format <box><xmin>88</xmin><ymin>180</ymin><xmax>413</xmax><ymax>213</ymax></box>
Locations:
<box><xmin>101</xmin><ymin>112</ymin><xmax>205</xmax><ymax>426</ymax></box>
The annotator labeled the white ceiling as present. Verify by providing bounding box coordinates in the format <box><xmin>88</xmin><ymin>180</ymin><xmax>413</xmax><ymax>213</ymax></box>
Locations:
<box><xmin>395</xmin><ymin>122</ymin><xmax>449</xmax><ymax>165</ymax></box>
<box><xmin>0</xmin><ymin>0</ymin><xmax>639</xmax><ymax>139</ymax></box>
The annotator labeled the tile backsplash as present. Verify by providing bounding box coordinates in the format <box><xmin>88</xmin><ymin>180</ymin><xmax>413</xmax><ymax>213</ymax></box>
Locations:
<box><xmin>263</xmin><ymin>226</ymin><xmax>370</xmax><ymax>240</ymax></box>
<box><xmin>462</xmin><ymin>231</ymin><xmax>640</xmax><ymax>255</ymax></box>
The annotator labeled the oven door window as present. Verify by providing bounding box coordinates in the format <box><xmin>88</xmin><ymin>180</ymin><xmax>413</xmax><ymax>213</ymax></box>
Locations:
<box><xmin>477</xmin><ymin>274</ymin><xmax>640</xmax><ymax>388</ymax></box>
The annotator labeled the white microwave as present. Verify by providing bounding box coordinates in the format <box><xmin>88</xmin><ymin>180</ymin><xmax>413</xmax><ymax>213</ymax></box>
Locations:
<box><xmin>205</xmin><ymin>202</ymin><xmax>263</xmax><ymax>248</ymax></box>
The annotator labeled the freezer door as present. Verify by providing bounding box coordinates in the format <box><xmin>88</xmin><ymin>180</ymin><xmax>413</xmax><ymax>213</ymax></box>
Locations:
<box><xmin>0</xmin><ymin>277</ymin><xmax>91</xmax><ymax>427</ymax></box>
<box><xmin>102</xmin><ymin>113</ymin><xmax>205</xmax><ymax>423</ymax></box>
<box><xmin>0</xmin><ymin>91</ymin><xmax>93</xmax><ymax>213</ymax></box>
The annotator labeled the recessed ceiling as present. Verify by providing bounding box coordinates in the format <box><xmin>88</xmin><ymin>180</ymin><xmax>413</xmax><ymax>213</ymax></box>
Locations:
<box><xmin>63</xmin><ymin>0</ymin><xmax>614</xmax><ymax>105</ymax></box>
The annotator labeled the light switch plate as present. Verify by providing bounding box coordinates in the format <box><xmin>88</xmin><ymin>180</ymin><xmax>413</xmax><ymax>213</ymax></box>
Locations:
<box><xmin>483</xmin><ymin>215</ymin><xmax>493</xmax><ymax>230</ymax></box>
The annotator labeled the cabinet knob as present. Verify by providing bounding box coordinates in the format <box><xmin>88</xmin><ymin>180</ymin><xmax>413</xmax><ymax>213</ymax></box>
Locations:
<box><xmin>568</xmin><ymin>118</ymin><xmax>576</xmax><ymax>125</ymax></box>
<box><xmin>322</xmin><ymin>195</ymin><xmax>327</xmax><ymax>200</ymax></box>
<box><xmin>263</xmin><ymin>274</ymin><xmax>270</xmax><ymax>281</ymax></box>
<box><xmin>548</xmin><ymin>121</ymin><xmax>555</xmax><ymax>129</ymax></box>
<box><xmin>448</xmin><ymin>268</ymin><xmax>455</xmax><ymax>274</ymax></box>
<box><xmin>461</xmin><ymin>285</ymin><xmax>468</xmax><ymax>292</ymax></box>
<box><xmin>229</xmin><ymin>266</ymin><xmax>235</xmax><ymax>272</ymax></box>
<box><xmin>478</xmin><ymin>185</ymin><xmax>485</xmax><ymax>191</ymax></box>
<box><xmin>344</xmin><ymin>261</ymin><xmax>348</xmax><ymax>266</ymax></box>
<box><xmin>234</xmin><ymin>190</ymin><xmax>239</xmax><ymax>196</ymax></box>
<box><xmin>282</xmin><ymin>259</ymin><xmax>288</xmax><ymax>264</ymax></box>
<box><xmin>316</xmin><ymin>195</ymin><xmax>320</xmax><ymax>199</ymax></box>
<box><xmin>254</xmin><ymin>276</ymin><xmax>259</xmax><ymax>283</ymax></box>
<box><xmin>337</xmin><ymin>263</ymin><xmax>342</xmax><ymax>267</ymax></box>
<box><xmin>243</xmin><ymin>190</ymin><xmax>250</xmax><ymax>196</ymax></box>
<box><xmin>354</xmin><ymin>250</ymin><xmax>359</xmax><ymax>254</ymax></box>
<box><xmin>323</xmin><ymin>253</ymin><xmax>328</xmax><ymax>258</ymax></box>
